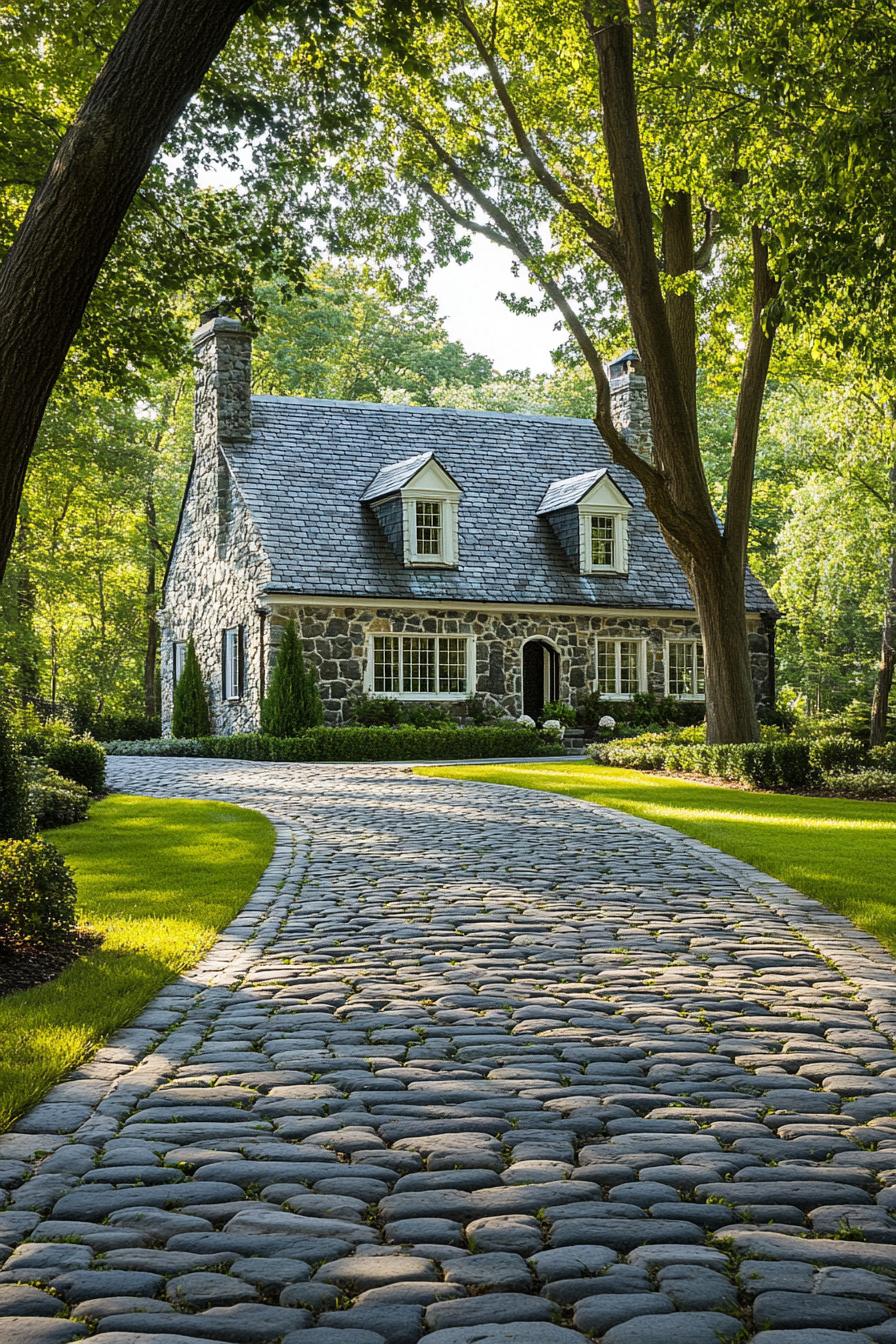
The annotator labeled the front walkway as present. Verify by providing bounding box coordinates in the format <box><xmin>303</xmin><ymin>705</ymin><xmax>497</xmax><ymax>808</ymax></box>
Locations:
<box><xmin>3</xmin><ymin>758</ymin><xmax>896</xmax><ymax>1344</ymax></box>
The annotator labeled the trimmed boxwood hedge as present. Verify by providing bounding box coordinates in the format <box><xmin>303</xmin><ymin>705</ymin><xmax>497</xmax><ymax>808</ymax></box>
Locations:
<box><xmin>105</xmin><ymin>724</ymin><xmax>556</xmax><ymax>762</ymax></box>
<box><xmin>591</xmin><ymin>736</ymin><xmax>817</xmax><ymax>789</ymax></box>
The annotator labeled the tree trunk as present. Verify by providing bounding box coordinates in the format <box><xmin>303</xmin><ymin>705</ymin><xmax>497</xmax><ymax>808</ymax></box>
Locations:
<box><xmin>688</xmin><ymin>552</ymin><xmax>760</xmax><ymax>744</ymax></box>
<box><xmin>143</xmin><ymin>488</ymin><xmax>160</xmax><ymax>718</ymax></box>
<box><xmin>870</xmin><ymin>461</ymin><xmax>896</xmax><ymax>747</ymax></box>
<box><xmin>0</xmin><ymin>0</ymin><xmax>254</xmax><ymax>580</ymax></box>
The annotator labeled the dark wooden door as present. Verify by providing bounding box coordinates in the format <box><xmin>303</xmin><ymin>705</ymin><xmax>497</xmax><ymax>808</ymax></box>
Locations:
<box><xmin>523</xmin><ymin>640</ymin><xmax>547</xmax><ymax>719</ymax></box>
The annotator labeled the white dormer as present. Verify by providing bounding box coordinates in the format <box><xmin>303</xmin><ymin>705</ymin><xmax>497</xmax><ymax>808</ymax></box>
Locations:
<box><xmin>362</xmin><ymin>451</ymin><xmax>461</xmax><ymax>568</ymax></box>
<box><xmin>578</xmin><ymin>472</ymin><xmax>631</xmax><ymax>575</ymax></box>
<box><xmin>537</xmin><ymin>467</ymin><xmax>632</xmax><ymax>576</ymax></box>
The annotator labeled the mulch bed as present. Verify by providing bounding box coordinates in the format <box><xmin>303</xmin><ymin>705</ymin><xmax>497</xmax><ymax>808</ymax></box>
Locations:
<box><xmin>0</xmin><ymin>929</ymin><xmax>103</xmax><ymax>998</ymax></box>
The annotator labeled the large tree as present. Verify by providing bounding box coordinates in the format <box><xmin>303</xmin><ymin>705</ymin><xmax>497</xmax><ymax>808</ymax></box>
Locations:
<box><xmin>321</xmin><ymin>0</ymin><xmax>895</xmax><ymax>741</ymax></box>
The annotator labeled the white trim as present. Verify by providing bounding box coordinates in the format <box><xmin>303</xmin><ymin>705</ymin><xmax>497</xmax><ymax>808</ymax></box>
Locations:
<box><xmin>579</xmin><ymin>507</ymin><xmax>629</xmax><ymax>575</ymax></box>
<box><xmin>223</xmin><ymin>626</ymin><xmax>240</xmax><ymax>702</ymax></box>
<box><xmin>519</xmin><ymin>636</ymin><xmax>561</xmax><ymax>710</ymax></box>
<box><xmin>265</xmin><ymin>593</ymin><xmax>723</xmax><ymax>621</ymax></box>
<box><xmin>362</xmin><ymin>632</ymin><xmax>475</xmax><ymax>700</ymax></box>
<box><xmin>594</xmin><ymin>635</ymin><xmax>648</xmax><ymax>698</ymax></box>
<box><xmin>664</xmin><ymin>636</ymin><xmax>706</xmax><ymax>700</ymax></box>
<box><xmin>173</xmin><ymin>639</ymin><xmax>188</xmax><ymax>686</ymax></box>
<box><xmin>403</xmin><ymin>494</ymin><xmax>459</xmax><ymax>566</ymax></box>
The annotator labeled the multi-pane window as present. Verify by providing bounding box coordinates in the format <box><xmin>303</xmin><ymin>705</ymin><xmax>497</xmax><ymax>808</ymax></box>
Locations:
<box><xmin>596</xmin><ymin>638</ymin><xmax>643</xmax><ymax>696</ymax></box>
<box><xmin>222</xmin><ymin>626</ymin><xmax>242</xmax><ymax>700</ymax></box>
<box><xmin>370</xmin><ymin>634</ymin><xmax>470</xmax><ymax>697</ymax></box>
<box><xmin>667</xmin><ymin>640</ymin><xmax>705</xmax><ymax>697</ymax></box>
<box><xmin>414</xmin><ymin>500</ymin><xmax>443</xmax><ymax>558</ymax></box>
<box><xmin>590</xmin><ymin>515</ymin><xmax>616</xmax><ymax>568</ymax></box>
<box><xmin>173</xmin><ymin>640</ymin><xmax>187</xmax><ymax>686</ymax></box>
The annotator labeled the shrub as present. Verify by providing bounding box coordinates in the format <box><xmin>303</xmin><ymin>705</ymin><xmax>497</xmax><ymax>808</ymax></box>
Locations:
<box><xmin>464</xmin><ymin>694</ymin><xmax>502</xmax><ymax>725</ymax></box>
<box><xmin>810</xmin><ymin>734</ymin><xmax>867</xmax><ymax>774</ymax></box>
<box><xmin>349</xmin><ymin>694</ymin><xmax>404</xmax><ymax>726</ymax></box>
<box><xmin>0</xmin><ymin>838</ymin><xmax>77</xmax><ymax>946</ymax></box>
<box><xmin>542</xmin><ymin>700</ymin><xmax>576</xmax><ymax>727</ymax></box>
<box><xmin>575</xmin><ymin>691</ymin><xmax>606</xmax><ymax>728</ymax></box>
<box><xmin>823</xmin><ymin>769</ymin><xmax>896</xmax><ymax>799</ymax></box>
<box><xmin>107</xmin><ymin>724</ymin><xmax>554</xmax><ymax>762</ymax></box>
<box><xmin>26</xmin><ymin>761</ymin><xmax>90</xmax><ymax>829</ymax></box>
<box><xmin>401</xmin><ymin>702</ymin><xmax>456</xmax><ymax>728</ymax></box>
<box><xmin>172</xmin><ymin>638</ymin><xmax>211</xmax><ymax>738</ymax></box>
<box><xmin>261</xmin><ymin>619</ymin><xmax>324</xmax><ymax>735</ymax></box>
<box><xmin>869</xmin><ymin>744</ymin><xmax>896</xmax><ymax>772</ymax></box>
<box><xmin>89</xmin><ymin>712</ymin><xmax>161</xmax><ymax>742</ymax></box>
<box><xmin>589</xmin><ymin>733</ymin><xmax>817</xmax><ymax>789</ymax></box>
<box><xmin>105</xmin><ymin>738</ymin><xmax>205</xmax><ymax>757</ymax></box>
<box><xmin>0</xmin><ymin>705</ymin><xmax>33</xmax><ymax>839</ymax></box>
<box><xmin>12</xmin><ymin>707</ymin><xmax>72</xmax><ymax>759</ymax></box>
<box><xmin>45</xmin><ymin>736</ymin><xmax>106</xmax><ymax>794</ymax></box>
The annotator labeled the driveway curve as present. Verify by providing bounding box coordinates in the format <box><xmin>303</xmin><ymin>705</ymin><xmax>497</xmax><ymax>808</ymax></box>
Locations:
<box><xmin>2</xmin><ymin>756</ymin><xmax>896</xmax><ymax>1344</ymax></box>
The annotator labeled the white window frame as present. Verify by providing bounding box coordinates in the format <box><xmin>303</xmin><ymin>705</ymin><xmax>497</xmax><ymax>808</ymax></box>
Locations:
<box><xmin>173</xmin><ymin>640</ymin><xmax>187</xmax><ymax>686</ymax></box>
<box><xmin>364</xmin><ymin>633</ymin><xmax>475</xmax><ymax>700</ymax></box>
<box><xmin>664</xmin><ymin>637</ymin><xmax>705</xmax><ymax>700</ymax></box>
<box><xmin>594</xmin><ymin>636</ymin><xmax>647</xmax><ymax>699</ymax></box>
<box><xmin>223</xmin><ymin>627</ymin><xmax>241</xmax><ymax>701</ymax></box>
<box><xmin>579</xmin><ymin>507</ymin><xmax>629</xmax><ymax>575</ymax></box>
<box><xmin>404</xmin><ymin>492</ymin><xmax>459</xmax><ymax>566</ymax></box>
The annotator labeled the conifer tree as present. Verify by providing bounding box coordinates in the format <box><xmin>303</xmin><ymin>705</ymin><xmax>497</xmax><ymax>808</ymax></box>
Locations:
<box><xmin>261</xmin><ymin>619</ymin><xmax>324</xmax><ymax>737</ymax></box>
<box><xmin>171</xmin><ymin>638</ymin><xmax>211</xmax><ymax>738</ymax></box>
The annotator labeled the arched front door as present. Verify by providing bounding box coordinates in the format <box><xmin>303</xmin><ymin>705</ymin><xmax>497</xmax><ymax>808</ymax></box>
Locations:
<box><xmin>522</xmin><ymin>639</ymin><xmax>560</xmax><ymax>720</ymax></box>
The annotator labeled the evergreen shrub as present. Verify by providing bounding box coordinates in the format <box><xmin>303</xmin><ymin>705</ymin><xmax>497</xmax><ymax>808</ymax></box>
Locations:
<box><xmin>27</xmin><ymin>762</ymin><xmax>91</xmax><ymax>829</ymax></box>
<box><xmin>0</xmin><ymin>838</ymin><xmax>77</xmax><ymax>945</ymax></box>
<box><xmin>172</xmin><ymin>638</ymin><xmax>211</xmax><ymax>739</ymax></box>
<box><xmin>260</xmin><ymin>620</ymin><xmax>324</xmax><ymax>736</ymax></box>
<box><xmin>0</xmin><ymin>706</ymin><xmax>33</xmax><ymax>839</ymax></box>
<box><xmin>45</xmin><ymin>736</ymin><xmax>106</xmax><ymax>794</ymax></box>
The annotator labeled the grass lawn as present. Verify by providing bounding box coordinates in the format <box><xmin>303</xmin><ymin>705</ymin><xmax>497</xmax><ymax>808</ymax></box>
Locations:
<box><xmin>0</xmin><ymin>794</ymin><xmax>274</xmax><ymax>1130</ymax></box>
<box><xmin>420</xmin><ymin>761</ymin><xmax>896</xmax><ymax>951</ymax></box>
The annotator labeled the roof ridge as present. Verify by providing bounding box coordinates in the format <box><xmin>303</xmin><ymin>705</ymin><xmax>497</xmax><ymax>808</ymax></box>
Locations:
<box><xmin>251</xmin><ymin>392</ymin><xmax>597</xmax><ymax>428</ymax></box>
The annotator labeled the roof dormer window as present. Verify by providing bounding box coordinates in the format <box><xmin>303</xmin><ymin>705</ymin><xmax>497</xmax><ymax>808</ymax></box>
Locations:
<box><xmin>538</xmin><ymin>467</ymin><xmax>631</xmax><ymax>577</ymax></box>
<box><xmin>363</xmin><ymin>451</ymin><xmax>460</xmax><ymax>568</ymax></box>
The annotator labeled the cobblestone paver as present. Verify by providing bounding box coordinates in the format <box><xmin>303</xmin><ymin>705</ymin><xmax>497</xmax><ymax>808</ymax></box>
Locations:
<box><xmin>2</xmin><ymin>758</ymin><xmax>896</xmax><ymax>1344</ymax></box>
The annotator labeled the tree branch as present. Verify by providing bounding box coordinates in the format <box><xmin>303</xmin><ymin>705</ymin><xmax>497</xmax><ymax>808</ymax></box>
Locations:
<box><xmin>693</xmin><ymin>201</ymin><xmax>720</xmax><ymax>271</ymax></box>
<box><xmin>455</xmin><ymin>0</ymin><xmax>622</xmax><ymax>270</ymax></box>
<box><xmin>724</xmin><ymin>224</ymin><xmax>780</xmax><ymax>561</ymax></box>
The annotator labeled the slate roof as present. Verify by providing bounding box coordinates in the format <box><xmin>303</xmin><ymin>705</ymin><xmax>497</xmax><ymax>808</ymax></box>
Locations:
<box><xmin>537</xmin><ymin>468</ymin><xmax>631</xmax><ymax>515</ymax></box>
<box><xmin>223</xmin><ymin>395</ymin><xmax>775</xmax><ymax>614</ymax></box>
<box><xmin>361</xmin><ymin>451</ymin><xmax>435</xmax><ymax>502</ymax></box>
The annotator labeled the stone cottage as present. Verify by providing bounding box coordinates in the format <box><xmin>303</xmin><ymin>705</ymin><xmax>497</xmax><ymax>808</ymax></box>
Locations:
<box><xmin>159</xmin><ymin>311</ymin><xmax>777</xmax><ymax>733</ymax></box>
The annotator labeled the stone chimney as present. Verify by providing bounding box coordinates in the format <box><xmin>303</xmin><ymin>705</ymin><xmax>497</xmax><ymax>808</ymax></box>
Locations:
<box><xmin>191</xmin><ymin>302</ymin><xmax>252</xmax><ymax>447</ymax></box>
<box><xmin>608</xmin><ymin>349</ymin><xmax>652</xmax><ymax>460</ymax></box>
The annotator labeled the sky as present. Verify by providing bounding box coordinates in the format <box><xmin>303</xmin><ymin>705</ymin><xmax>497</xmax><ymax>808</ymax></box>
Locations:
<box><xmin>427</xmin><ymin>236</ymin><xmax>561</xmax><ymax>375</ymax></box>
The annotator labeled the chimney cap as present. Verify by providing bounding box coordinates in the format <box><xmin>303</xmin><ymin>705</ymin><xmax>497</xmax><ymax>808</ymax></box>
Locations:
<box><xmin>608</xmin><ymin>349</ymin><xmax>641</xmax><ymax>377</ymax></box>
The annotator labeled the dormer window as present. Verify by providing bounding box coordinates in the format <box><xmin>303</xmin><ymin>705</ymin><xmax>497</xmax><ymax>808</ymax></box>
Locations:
<box><xmin>583</xmin><ymin>506</ymin><xmax>628</xmax><ymax>574</ymax></box>
<box><xmin>537</xmin><ymin>468</ymin><xmax>632</xmax><ymax>577</ymax></box>
<box><xmin>363</xmin><ymin>451</ymin><xmax>461</xmax><ymax>568</ymax></box>
<box><xmin>413</xmin><ymin>499</ymin><xmax>444</xmax><ymax>560</ymax></box>
<box><xmin>590</xmin><ymin>515</ymin><xmax>617</xmax><ymax>569</ymax></box>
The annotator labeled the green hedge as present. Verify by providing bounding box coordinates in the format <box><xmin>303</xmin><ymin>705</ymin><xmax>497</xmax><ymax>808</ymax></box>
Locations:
<box><xmin>45</xmin><ymin>736</ymin><xmax>106</xmax><ymax>794</ymax></box>
<box><xmin>591</xmin><ymin>735</ymin><xmax>817</xmax><ymax>789</ymax></box>
<box><xmin>809</xmin><ymin>734</ymin><xmax>867</xmax><ymax>774</ymax></box>
<box><xmin>106</xmin><ymin>724</ymin><xmax>555</xmax><ymax>762</ymax></box>
<box><xmin>870</xmin><ymin>744</ymin><xmax>896</xmax><ymax>772</ymax></box>
<box><xmin>0</xmin><ymin>838</ymin><xmax>77</xmax><ymax>946</ymax></box>
<box><xmin>26</xmin><ymin>761</ymin><xmax>91</xmax><ymax>829</ymax></box>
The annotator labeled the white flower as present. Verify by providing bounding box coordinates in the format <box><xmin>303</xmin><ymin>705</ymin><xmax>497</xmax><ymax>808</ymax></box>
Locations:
<box><xmin>517</xmin><ymin>713</ymin><xmax>536</xmax><ymax>727</ymax></box>
<box><xmin>598</xmin><ymin>715</ymin><xmax>616</xmax><ymax>729</ymax></box>
<box><xmin>541</xmin><ymin>718</ymin><xmax>564</xmax><ymax>738</ymax></box>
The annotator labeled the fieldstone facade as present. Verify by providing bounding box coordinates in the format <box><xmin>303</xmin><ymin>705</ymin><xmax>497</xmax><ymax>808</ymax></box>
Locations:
<box><xmin>159</xmin><ymin>317</ymin><xmax>776</xmax><ymax>735</ymax></box>
<box><xmin>266</xmin><ymin>602</ymin><xmax>772</xmax><ymax>725</ymax></box>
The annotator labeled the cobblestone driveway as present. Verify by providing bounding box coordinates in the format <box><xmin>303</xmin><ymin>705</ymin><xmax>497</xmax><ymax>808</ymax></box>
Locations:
<box><xmin>2</xmin><ymin>758</ymin><xmax>896</xmax><ymax>1344</ymax></box>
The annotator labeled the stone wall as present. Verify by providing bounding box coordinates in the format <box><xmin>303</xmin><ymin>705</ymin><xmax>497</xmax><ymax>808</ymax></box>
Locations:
<box><xmin>267</xmin><ymin>601</ymin><xmax>773</xmax><ymax>725</ymax></box>
<box><xmin>610</xmin><ymin>370</ymin><xmax>653</xmax><ymax>460</ymax></box>
<box><xmin>160</xmin><ymin>316</ymin><xmax>269</xmax><ymax>736</ymax></box>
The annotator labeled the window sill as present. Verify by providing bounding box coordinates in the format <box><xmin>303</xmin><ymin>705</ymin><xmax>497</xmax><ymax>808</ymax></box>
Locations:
<box><xmin>583</xmin><ymin>567</ymin><xmax>629</xmax><ymax>577</ymax></box>
<box><xmin>368</xmin><ymin>692</ymin><xmax>470</xmax><ymax>701</ymax></box>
